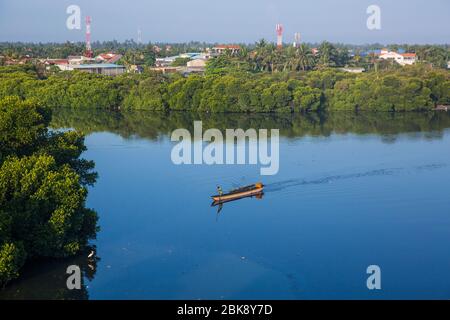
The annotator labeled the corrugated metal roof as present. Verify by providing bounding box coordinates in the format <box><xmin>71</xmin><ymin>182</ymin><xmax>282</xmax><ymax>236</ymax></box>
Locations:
<box><xmin>190</xmin><ymin>55</ymin><xmax>205</xmax><ymax>60</ymax></box>
<box><xmin>184</xmin><ymin>52</ymin><xmax>202</xmax><ymax>57</ymax></box>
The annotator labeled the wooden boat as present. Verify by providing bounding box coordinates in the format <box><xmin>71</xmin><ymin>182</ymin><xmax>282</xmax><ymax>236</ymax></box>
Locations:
<box><xmin>211</xmin><ymin>183</ymin><xmax>264</xmax><ymax>204</ymax></box>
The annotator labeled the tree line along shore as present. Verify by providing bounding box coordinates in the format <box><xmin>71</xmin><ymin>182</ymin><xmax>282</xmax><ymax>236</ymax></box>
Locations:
<box><xmin>0</xmin><ymin>63</ymin><xmax>448</xmax><ymax>113</ymax></box>
<box><xmin>0</xmin><ymin>96</ymin><xmax>98</xmax><ymax>287</ymax></box>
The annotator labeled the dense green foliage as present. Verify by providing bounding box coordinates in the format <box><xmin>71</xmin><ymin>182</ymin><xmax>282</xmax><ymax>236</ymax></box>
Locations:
<box><xmin>0</xmin><ymin>96</ymin><xmax>97</xmax><ymax>286</ymax></box>
<box><xmin>1</xmin><ymin>64</ymin><xmax>448</xmax><ymax>112</ymax></box>
<box><xmin>327</xmin><ymin>70</ymin><xmax>445</xmax><ymax>111</ymax></box>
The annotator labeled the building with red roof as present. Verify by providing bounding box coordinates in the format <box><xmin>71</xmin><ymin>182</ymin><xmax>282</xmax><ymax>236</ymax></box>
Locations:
<box><xmin>380</xmin><ymin>50</ymin><xmax>417</xmax><ymax>66</ymax></box>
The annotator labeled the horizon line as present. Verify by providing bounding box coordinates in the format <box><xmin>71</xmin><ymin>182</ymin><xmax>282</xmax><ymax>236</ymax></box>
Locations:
<box><xmin>1</xmin><ymin>40</ymin><xmax>449</xmax><ymax>46</ymax></box>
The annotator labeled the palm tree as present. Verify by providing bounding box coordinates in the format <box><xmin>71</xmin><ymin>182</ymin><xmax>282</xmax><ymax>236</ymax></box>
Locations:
<box><xmin>254</xmin><ymin>39</ymin><xmax>269</xmax><ymax>72</ymax></box>
<box><xmin>255</xmin><ymin>39</ymin><xmax>268</xmax><ymax>51</ymax></box>
<box><xmin>317</xmin><ymin>41</ymin><xmax>337</xmax><ymax>68</ymax></box>
<box><xmin>290</xmin><ymin>44</ymin><xmax>315</xmax><ymax>71</ymax></box>
<box><xmin>235</xmin><ymin>47</ymin><xmax>250</xmax><ymax>70</ymax></box>
<box><xmin>272</xmin><ymin>49</ymin><xmax>287</xmax><ymax>72</ymax></box>
<box><xmin>262</xmin><ymin>44</ymin><xmax>278</xmax><ymax>72</ymax></box>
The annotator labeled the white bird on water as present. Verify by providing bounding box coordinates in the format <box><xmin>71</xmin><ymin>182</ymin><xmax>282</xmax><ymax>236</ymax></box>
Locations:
<box><xmin>88</xmin><ymin>250</ymin><xmax>95</xmax><ymax>259</ymax></box>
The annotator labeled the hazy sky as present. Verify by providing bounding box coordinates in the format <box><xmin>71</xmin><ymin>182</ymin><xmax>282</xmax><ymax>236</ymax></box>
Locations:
<box><xmin>0</xmin><ymin>0</ymin><xmax>449</xmax><ymax>44</ymax></box>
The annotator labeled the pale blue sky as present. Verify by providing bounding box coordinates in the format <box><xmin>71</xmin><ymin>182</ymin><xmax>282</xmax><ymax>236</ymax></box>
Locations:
<box><xmin>0</xmin><ymin>0</ymin><xmax>449</xmax><ymax>44</ymax></box>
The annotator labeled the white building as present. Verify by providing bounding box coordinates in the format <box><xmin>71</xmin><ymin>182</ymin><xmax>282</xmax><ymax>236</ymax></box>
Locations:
<box><xmin>156</xmin><ymin>52</ymin><xmax>207</xmax><ymax>67</ymax></box>
<box><xmin>379</xmin><ymin>51</ymin><xmax>417</xmax><ymax>66</ymax></box>
<box><xmin>42</xmin><ymin>59</ymin><xmax>69</xmax><ymax>71</ymax></box>
<box><xmin>155</xmin><ymin>56</ymin><xmax>178</xmax><ymax>67</ymax></box>
<box><xmin>71</xmin><ymin>63</ymin><xmax>126</xmax><ymax>76</ymax></box>
<box><xmin>67</xmin><ymin>55</ymin><xmax>96</xmax><ymax>65</ymax></box>
<box><xmin>187</xmin><ymin>59</ymin><xmax>206</xmax><ymax>68</ymax></box>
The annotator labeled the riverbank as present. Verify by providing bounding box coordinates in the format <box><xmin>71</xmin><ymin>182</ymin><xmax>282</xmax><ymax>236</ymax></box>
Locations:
<box><xmin>1</xmin><ymin>64</ymin><xmax>448</xmax><ymax>112</ymax></box>
<box><xmin>0</xmin><ymin>96</ymin><xmax>98</xmax><ymax>287</ymax></box>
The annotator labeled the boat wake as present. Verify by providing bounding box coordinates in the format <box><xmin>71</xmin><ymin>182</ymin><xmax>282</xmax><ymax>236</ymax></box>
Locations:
<box><xmin>265</xmin><ymin>163</ymin><xmax>447</xmax><ymax>193</ymax></box>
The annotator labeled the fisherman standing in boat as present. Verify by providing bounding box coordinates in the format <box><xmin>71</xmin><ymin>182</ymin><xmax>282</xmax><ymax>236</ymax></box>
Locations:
<box><xmin>217</xmin><ymin>186</ymin><xmax>223</xmax><ymax>196</ymax></box>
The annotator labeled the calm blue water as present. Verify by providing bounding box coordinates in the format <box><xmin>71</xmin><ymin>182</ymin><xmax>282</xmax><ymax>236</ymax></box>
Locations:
<box><xmin>2</xmin><ymin>111</ymin><xmax>450</xmax><ymax>300</ymax></box>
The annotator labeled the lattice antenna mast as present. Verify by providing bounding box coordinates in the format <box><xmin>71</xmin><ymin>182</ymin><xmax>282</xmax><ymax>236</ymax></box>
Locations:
<box><xmin>85</xmin><ymin>16</ymin><xmax>93</xmax><ymax>58</ymax></box>
<box><xmin>137</xmin><ymin>28</ymin><xmax>143</xmax><ymax>44</ymax></box>
<box><xmin>276</xmin><ymin>24</ymin><xmax>283</xmax><ymax>49</ymax></box>
<box><xmin>294</xmin><ymin>33</ymin><xmax>301</xmax><ymax>48</ymax></box>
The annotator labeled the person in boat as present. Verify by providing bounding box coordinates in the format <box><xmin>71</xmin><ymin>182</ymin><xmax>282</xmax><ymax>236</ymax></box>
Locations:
<box><xmin>217</xmin><ymin>186</ymin><xmax>223</xmax><ymax>196</ymax></box>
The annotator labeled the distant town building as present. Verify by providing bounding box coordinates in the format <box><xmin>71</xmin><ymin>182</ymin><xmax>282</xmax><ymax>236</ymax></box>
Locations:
<box><xmin>399</xmin><ymin>53</ymin><xmax>417</xmax><ymax>65</ymax></box>
<box><xmin>155</xmin><ymin>56</ymin><xmax>179</xmax><ymax>67</ymax></box>
<box><xmin>155</xmin><ymin>52</ymin><xmax>206</xmax><ymax>67</ymax></box>
<box><xmin>360</xmin><ymin>49</ymin><xmax>382</xmax><ymax>57</ymax></box>
<box><xmin>149</xmin><ymin>66</ymin><xmax>179</xmax><ymax>74</ymax></box>
<box><xmin>360</xmin><ymin>48</ymin><xmax>403</xmax><ymax>57</ymax></box>
<box><xmin>96</xmin><ymin>53</ymin><xmax>123</xmax><ymax>64</ymax></box>
<box><xmin>41</xmin><ymin>53</ymin><xmax>118</xmax><ymax>75</ymax></box>
<box><xmin>185</xmin><ymin>58</ymin><xmax>207</xmax><ymax>74</ymax></box>
<box><xmin>42</xmin><ymin>59</ymin><xmax>71</xmax><ymax>71</ymax></box>
<box><xmin>3</xmin><ymin>56</ymin><xmax>32</xmax><ymax>65</ymax></box>
<box><xmin>187</xmin><ymin>58</ymin><xmax>206</xmax><ymax>69</ymax></box>
<box><xmin>211</xmin><ymin>45</ymin><xmax>241</xmax><ymax>55</ymax></box>
<box><xmin>379</xmin><ymin>50</ymin><xmax>416</xmax><ymax>66</ymax></box>
<box><xmin>71</xmin><ymin>63</ymin><xmax>126</xmax><ymax>76</ymax></box>
<box><xmin>67</xmin><ymin>55</ymin><xmax>95</xmax><ymax>65</ymax></box>
<box><xmin>179</xmin><ymin>52</ymin><xmax>203</xmax><ymax>59</ymax></box>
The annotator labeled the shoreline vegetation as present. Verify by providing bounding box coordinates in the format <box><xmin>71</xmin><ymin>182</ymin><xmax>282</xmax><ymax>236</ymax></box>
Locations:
<box><xmin>0</xmin><ymin>96</ymin><xmax>98</xmax><ymax>287</ymax></box>
<box><xmin>0</xmin><ymin>63</ymin><xmax>448</xmax><ymax>113</ymax></box>
<box><xmin>1</xmin><ymin>40</ymin><xmax>449</xmax><ymax>113</ymax></box>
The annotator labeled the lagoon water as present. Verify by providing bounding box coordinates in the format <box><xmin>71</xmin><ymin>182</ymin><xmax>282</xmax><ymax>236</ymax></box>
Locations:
<box><xmin>2</xmin><ymin>110</ymin><xmax>450</xmax><ymax>300</ymax></box>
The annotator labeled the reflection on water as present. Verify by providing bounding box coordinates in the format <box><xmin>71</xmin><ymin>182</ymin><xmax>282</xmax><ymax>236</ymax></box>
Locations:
<box><xmin>50</xmin><ymin>109</ymin><xmax>450</xmax><ymax>141</ymax></box>
<box><xmin>1</xmin><ymin>109</ymin><xmax>450</xmax><ymax>300</ymax></box>
<box><xmin>0</xmin><ymin>247</ymin><xmax>99</xmax><ymax>300</ymax></box>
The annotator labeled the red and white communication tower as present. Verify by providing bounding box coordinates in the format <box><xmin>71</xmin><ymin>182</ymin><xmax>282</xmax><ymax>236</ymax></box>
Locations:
<box><xmin>85</xmin><ymin>16</ymin><xmax>93</xmax><ymax>58</ymax></box>
<box><xmin>276</xmin><ymin>24</ymin><xmax>283</xmax><ymax>49</ymax></box>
